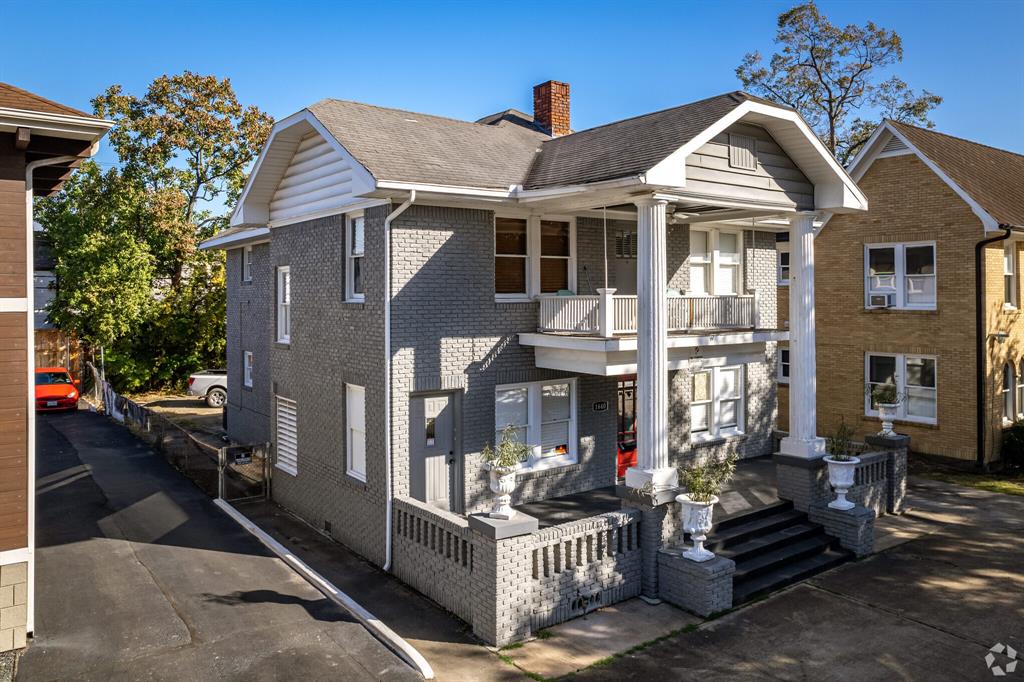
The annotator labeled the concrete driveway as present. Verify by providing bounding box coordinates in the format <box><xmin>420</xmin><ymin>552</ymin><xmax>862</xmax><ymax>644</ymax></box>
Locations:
<box><xmin>579</xmin><ymin>478</ymin><xmax>1024</xmax><ymax>681</ymax></box>
<box><xmin>19</xmin><ymin>410</ymin><xmax>419</xmax><ymax>682</ymax></box>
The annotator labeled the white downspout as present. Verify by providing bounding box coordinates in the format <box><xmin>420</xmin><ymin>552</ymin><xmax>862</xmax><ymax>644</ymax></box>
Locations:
<box><xmin>24</xmin><ymin>154</ymin><xmax>77</xmax><ymax>637</ymax></box>
<box><xmin>382</xmin><ymin>190</ymin><xmax>415</xmax><ymax>572</ymax></box>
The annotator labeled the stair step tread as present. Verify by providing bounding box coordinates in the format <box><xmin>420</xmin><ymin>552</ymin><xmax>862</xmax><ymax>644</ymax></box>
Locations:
<box><xmin>705</xmin><ymin>509</ymin><xmax>807</xmax><ymax>548</ymax></box>
<box><xmin>732</xmin><ymin>548</ymin><xmax>853</xmax><ymax>605</ymax></box>
<box><xmin>720</xmin><ymin>523</ymin><xmax>826</xmax><ymax>561</ymax></box>
<box><xmin>713</xmin><ymin>500</ymin><xmax>793</xmax><ymax>530</ymax></box>
<box><xmin>732</xmin><ymin>535</ymin><xmax>837</xmax><ymax>581</ymax></box>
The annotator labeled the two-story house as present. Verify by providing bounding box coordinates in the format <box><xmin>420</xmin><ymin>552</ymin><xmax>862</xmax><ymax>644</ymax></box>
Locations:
<box><xmin>785</xmin><ymin>121</ymin><xmax>1023</xmax><ymax>468</ymax></box>
<box><xmin>202</xmin><ymin>81</ymin><xmax>872</xmax><ymax>644</ymax></box>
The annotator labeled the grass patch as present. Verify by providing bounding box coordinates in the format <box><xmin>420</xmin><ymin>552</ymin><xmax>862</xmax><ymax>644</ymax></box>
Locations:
<box><xmin>535</xmin><ymin>628</ymin><xmax>554</xmax><ymax>640</ymax></box>
<box><xmin>499</xmin><ymin>642</ymin><xmax>524</xmax><ymax>651</ymax></box>
<box><xmin>913</xmin><ymin>467</ymin><xmax>1024</xmax><ymax>497</ymax></box>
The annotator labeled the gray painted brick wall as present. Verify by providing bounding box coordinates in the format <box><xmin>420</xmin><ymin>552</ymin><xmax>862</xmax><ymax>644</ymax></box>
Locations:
<box><xmin>225</xmin><ymin>242</ymin><xmax>272</xmax><ymax>444</ymax></box>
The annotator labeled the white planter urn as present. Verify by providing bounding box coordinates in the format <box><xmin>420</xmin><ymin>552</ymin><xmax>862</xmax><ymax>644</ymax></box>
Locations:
<box><xmin>823</xmin><ymin>456</ymin><xmax>861</xmax><ymax>511</ymax></box>
<box><xmin>676</xmin><ymin>494</ymin><xmax>719</xmax><ymax>562</ymax></box>
<box><xmin>487</xmin><ymin>465</ymin><xmax>518</xmax><ymax>520</ymax></box>
<box><xmin>877</xmin><ymin>403</ymin><xmax>898</xmax><ymax>437</ymax></box>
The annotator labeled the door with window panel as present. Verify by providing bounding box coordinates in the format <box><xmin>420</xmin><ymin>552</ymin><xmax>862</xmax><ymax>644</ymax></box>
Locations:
<box><xmin>495</xmin><ymin>217</ymin><xmax>529</xmax><ymax>296</ymax></box>
<box><xmin>540</xmin><ymin>220</ymin><xmax>571</xmax><ymax>293</ymax></box>
<box><xmin>690</xmin><ymin>365</ymin><xmax>744</xmax><ymax>441</ymax></box>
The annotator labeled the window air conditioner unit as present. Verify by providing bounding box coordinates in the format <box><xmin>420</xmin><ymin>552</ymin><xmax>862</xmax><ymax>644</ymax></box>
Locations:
<box><xmin>868</xmin><ymin>294</ymin><xmax>895</xmax><ymax>308</ymax></box>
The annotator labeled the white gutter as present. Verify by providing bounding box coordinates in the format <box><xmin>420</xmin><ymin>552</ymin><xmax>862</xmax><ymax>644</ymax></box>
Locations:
<box><xmin>24</xmin><ymin>154</ymin><xmax>78</xmax><ymax>637</ymax></box>
<box><xmin>382</xmin><ymin>190</ymin><xmax>415</xmax><ymax>572</ymax></box>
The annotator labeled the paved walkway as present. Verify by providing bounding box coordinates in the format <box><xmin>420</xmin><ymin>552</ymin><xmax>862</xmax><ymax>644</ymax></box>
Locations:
<box><xmin>19</xmin><ymin>411</ymin><xmax>419</xmax><ymax>682</ymax></box>
<box><xmin>575</xmin><ymin>477</ymin><xmax>1024</xmax><ymax>681</ymax></box>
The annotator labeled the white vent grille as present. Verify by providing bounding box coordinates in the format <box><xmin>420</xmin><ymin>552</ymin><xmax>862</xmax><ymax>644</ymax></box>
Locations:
<box><xmin>881</xmin><ymin>134</ymin><xmax>909</xmax><ymax>155</ymax></box>
<box><xmin>275</xmin><ymin>396</ymin><xmax>298</xmax><ymax>475</ymax></box>
<box><xmin>615</xmin><ymin>231</ymin><xmax>637</xmax><ymax>259</ymax></box>
<box><xmin>728</xmin><ymin>134</ymin><xmax>758</xmax><ymax>171</ymax></box>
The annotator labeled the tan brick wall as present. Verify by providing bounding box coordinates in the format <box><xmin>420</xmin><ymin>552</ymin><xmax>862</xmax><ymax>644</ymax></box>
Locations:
<box><xmin>983</xmin><ymin>240</ymin><xmax>1024</xmax><ymax>462</ymax></box>
<box><xmin>814</xmin><ymin>153</ymin><xmax>985</xmax><ymax>461</ymax></box>
<box><xmin>0</xmin><ymin>561</ymin><xmax>27</xmax><ymax>652</ymax></box>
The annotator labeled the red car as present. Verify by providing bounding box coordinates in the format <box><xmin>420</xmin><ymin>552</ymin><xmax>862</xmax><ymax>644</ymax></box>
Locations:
<box><xmin>35</xmin><ymin>367</ymin><xmax>79</xmax><ymax>412</ymax></box>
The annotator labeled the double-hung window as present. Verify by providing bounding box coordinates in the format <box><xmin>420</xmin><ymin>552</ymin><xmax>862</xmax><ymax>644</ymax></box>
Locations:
<box><xmin>1004</xmin><ymin>243</ymin><xmax>1017</xmax><ymax>308</ymax></box>
<box><xmin>495</xmin><ymin>216</ymin><xmax>576</xmax><ymax>300</ymax></box>
<box><xmin>690</xmin><ymin>365</ymin><xmax>744</xmax><ymax>441</ymax></box>
<box><xmin>865</xmin><ymin>353</ymin><xmax>937</xmax><ymax>423</ymax></box>
<box><xmin>778</xmin><ymin>347</ymin><xmax>790</xmax><ymax>384</ymax></box>
<box><xmin>864</xmin><ymin>242</ymin><xmax>936</xmax><ymax>309</ymax></box>
<box><xmin>243</xmin><ymin>351</ymin><xmax>253</xmax><ymax>388</ymax></box>
<box><xmin>242</xmin><ymin>245</ymin><xmax>253</xmax><ymax>283</ymax></box>
<box><xmin>776</xmin><ymin>234</ymin><xmax>790</xmax><ymax>285</ymax></box>
<box><xmin>689</xmin><ymin>228</ymin><xmax>743</xmax><ymax>296</ymax></box>
<box><xmin>494</xmin><ymin>379</ymin><xmax>577</xmax><ymax>470</ymax></box>
<box><xmin>346</xmin><ymin>384</ymin><xmax>367</xmax><ymax>481</ymax></box>
<box><xmin>346</xmin><ymin>213</ymin><xmax>365</xmax><ymax>302</ymax></box>
<box><xmin>1017</xmin><ymin>361</ymin><xmax>1024</xmax><ymax>420</ymax></box>
<box><xmin>276</xmin><ymin>266</ymin><xmax>291</xmax><ymax>344</ymax></box>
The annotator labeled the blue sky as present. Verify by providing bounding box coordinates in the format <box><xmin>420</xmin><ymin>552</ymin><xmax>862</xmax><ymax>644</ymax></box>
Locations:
<box><xmin>3</xmin><ymin>0</ymin><xmax>1022</xmax><ymax>171</ymax></box>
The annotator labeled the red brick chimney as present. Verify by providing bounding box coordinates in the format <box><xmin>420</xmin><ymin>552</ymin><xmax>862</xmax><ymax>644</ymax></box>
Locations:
<box><xmin>533</xmin><ymin>80</ymin><xmax>570</xmax><ymax>137</ymax></box>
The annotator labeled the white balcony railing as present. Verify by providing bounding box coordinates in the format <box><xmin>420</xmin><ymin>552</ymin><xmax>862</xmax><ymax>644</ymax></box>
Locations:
<box><xmin>538</xmin><ymin>291</ymin><xmax>760</xmax><ymax>336</ymax></box>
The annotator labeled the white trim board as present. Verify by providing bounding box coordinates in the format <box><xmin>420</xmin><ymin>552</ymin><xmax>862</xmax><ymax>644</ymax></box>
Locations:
<box><xmin>0</xmin><ymin>298</ymin><xmax>28</xmax><ymax>313</ymax></box>
<box><xmin>0</xmin><ymin>547</ymin><xmax>29</xmax><ymax>566</ymax></box>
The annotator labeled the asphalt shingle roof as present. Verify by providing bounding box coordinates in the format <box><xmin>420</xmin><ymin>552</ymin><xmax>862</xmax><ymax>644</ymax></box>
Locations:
<box><xmin>0</xmin><ymin>82</ymin><xmax>94</xmax><ymax>118</ymax></box>
<box><xmin>890</xmin><ymin>120</ymin><xmax>1024</xmax><ymax>227</ymax></box>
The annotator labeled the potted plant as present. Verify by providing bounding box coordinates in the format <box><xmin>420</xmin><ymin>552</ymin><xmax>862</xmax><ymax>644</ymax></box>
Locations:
<box><xmin>675</xmin><ymin>453</ymin><xmax>737</xmax><ymax>562</ymax></box>
<box><xmin>480</xmin><ymin>425</ymin><xmax>531</xmax><ymax>520</ymax></box>
<box><xmin>866</xmin><ymin>383</ymin><xmax>902</xmax><ymax>437</ymax></box>
<box><xmin>823</xmin><ymin>419</ymin><xmax>861</xmax><ymax>511</ymax></box>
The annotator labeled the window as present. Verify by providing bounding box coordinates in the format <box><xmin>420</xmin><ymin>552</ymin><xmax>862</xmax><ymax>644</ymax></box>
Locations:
<box><xmin>275</xmin><ymin>396</ymin><xmax>297</xmax><ymax>475</ymax></box>
<box><xmin>276</xmin><ymin>266</ymin><xmax>291</xmax><ymax>343</ymax></box>
<box><xmin>689</xmin><ymin>228</ymin><xmax>743</xmax><ymax>296</ymax></box>
<box><xmin>865</xmin><ymin>353</ymin><xmax>937</xmax><ymax>424</ymax></box>
<box><xmin>778</xmin><ymin>347</ymin><xmax>790</xmax><ymax>384</ymax></box>
<box><xmin>690</xmin><ymin>365</ymin><xmax>745</xmax><ymax>441</ymax></box>
<box><xmin>346</xmin><ymin>384</ymin><xmax>366</xmax><ymax>481</ymax></box>
<box><xmin>347</xmin><ymin>213</ymin><xmax>365</xmax><ymax>302</ymax></box>
<box><xmin>1002</xmin><ymin>364</ymin><xmax>1015</xmax><ymax>424</ymax></box>
<box><xmin>728</xmin><ymin>133</ymin><xmax>758</xmax><ymax>171</ymax></box>
<box><xmin>494</xmin><ymin>379</ymin><xmax>577</xmax><ymax>470</ymax></box>
<box><xmin>777</xmin><ymin>244</ymin><xmax>790</xmax><ymax>285</ymax></box>
<box><xmin>243</xmin><ymin>351</ymin><xmax>253</xmax><ymax>388</ymax></box>
<box><xmin>1018</xmin><ymin>361</ymin><xmax>1024</xmax><ymax>420</ymax></box>
<box><xmin>864</xmin><ymin>242</ymin><xmax>936</xmax><ymax>309</ymax></box>
<box><xmin>495</xmin><ymin>216</ymin><xmax>576</xmax><ymax>299</ymax></box>
<box><xmin>242</xmin><ymin>245</ymin><xmax>253</xmax><ymax>283</ymax></box>
<box><xmin>1005</xmin><ymin>243</ymin><xmax>1017</xmax><ymax>308</ymax></box>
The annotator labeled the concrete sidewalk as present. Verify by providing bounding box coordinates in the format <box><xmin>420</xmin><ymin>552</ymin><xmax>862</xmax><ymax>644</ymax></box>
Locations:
<box><xmin>20</xmin><ymin>411</ymin><xmax>419</xmax><ymax>682</ymax></box>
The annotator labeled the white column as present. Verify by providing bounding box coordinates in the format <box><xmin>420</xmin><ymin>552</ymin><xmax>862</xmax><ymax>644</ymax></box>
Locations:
<box><xmin>625</xmin><ymin>198</ymin><xmax>678</xmax><ymax>492</ymax></box>
<box><xmin>780</xmin><ymin>212</ymin><xmax>826</xmax><ymax>459</ymax></box>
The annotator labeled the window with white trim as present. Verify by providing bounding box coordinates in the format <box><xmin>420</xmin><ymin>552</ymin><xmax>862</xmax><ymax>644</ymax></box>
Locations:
<box><xmin>778</xmin><ymin>347</ymin><xmax>790</xmax><ymax>384</ymax></box>
<box><xmin>1017</xmin><ymin>361</ymin><xmax>1024</xmax><ymax>420</ymax></box>
<box><xmin>777</xmin><ymin>243</ymin><xmax>790</xmax><ymax>285</ymax></box>
<box><xmin>494</xmin><ymin>378</ymin><xmax>577</xmax><ymax>470</ymax></box>
<box><xmin>690</xmin><ymin>365</ymin><xmax>745</xmax><ymax>441</ymax></box>
<box><xmin>495</xmin><ymin>216</ymin><xmax>576</xmax><ymax>300</ymax></box>
<box><xmin>276</xmin><ymin>266</ymin><xmax>291</xmax><ymax>344</ymax></box>
<box><xmin>865</xmin><ymin>353</ymin><xmax>937</xmax><ymax>424</ymax></box>
<box><xmin>1005</xmin><ymin>242</ymin><xmax>1017</xmax><ymax>308</ymax></box>
<box><xmin>689</xmin><ymin>228</ymin><xmax>742</xmax><ymax>296</ymax></box>
<box><xmin>1002</xmin><ymin>364</ymin><xmax>1014</xmax><ymax>424</ymax></box>
<box><xmin>243</xmin><ymin>351</ymin><xmax>253</xmax><ymax>388</ymax></box>
<box><xmin>346</xmin><ymin>213</ymin><xmax>365</xmax><ymax>302</ymax></box>
<box><xmin>242</xmin><ymin>245</ymin><xmax>253</xmax><ymax>283</ymax></box>
<box><xmin>864</xmin><ymin>242</ymin><xmax>936</xmax><ymax>309</ymax></box>
<box><xmin>346</xmin><ymin>384</ymin><xmax>366</xmax><ymax>481</ymax></box>
<box><xmin>275</xmin><ymin>396</ymin><xmax>297</xmax><ymax>475</ymax></box>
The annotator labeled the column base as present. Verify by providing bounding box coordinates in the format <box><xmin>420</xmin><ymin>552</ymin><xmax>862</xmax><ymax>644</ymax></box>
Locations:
<box><xmin>779</xmin><ymin>435</ymin><xmax>826</xmax><ymax>459</ymax></box>
<box><xmin>625</xmin><ymin>466</ymin><xmax>679</xmax><ymax>493</ymax></box>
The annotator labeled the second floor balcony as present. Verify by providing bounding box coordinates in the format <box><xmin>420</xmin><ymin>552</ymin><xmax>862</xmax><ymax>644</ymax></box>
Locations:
<box><xmin>537</xmin><ymin>291</ymin><xmax>762</xmax><ymax>338</ymax></box>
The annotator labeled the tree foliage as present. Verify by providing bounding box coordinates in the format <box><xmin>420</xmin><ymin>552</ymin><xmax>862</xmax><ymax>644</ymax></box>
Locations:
<box><xmin>37</xmin><ymin>72</ymin><xmax>272</xmax><ymax>391</ymax></box>
<box><xmin>737</xmin><ymin>2</ymin><xmax>941</xmax><ymax>164</ymax></box>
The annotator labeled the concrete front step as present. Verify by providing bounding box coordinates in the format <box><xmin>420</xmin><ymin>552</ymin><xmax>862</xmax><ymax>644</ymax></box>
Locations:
<box><xmin>732</xmin><ymin>547</ymin><xmax>852</xmax><ymax>605</ymax></box>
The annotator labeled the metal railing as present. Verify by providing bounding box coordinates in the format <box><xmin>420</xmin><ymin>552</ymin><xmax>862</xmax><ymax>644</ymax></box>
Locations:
<box><xmin>538</xmin><ymin>291</ymin><xmax>760</xmax><ymax>336</ymax></box>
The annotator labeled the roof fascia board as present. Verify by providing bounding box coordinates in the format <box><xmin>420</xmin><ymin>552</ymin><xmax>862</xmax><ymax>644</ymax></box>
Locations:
<box><xmin>230</xmin><ymin>109</ymin><xmax>378</xmax><ymax>227</ymax></box>
<box><xmin>0</xmin><ymin>107</ymin><xmax>113</xmax><ymax>141</ymax></box>
<box><xmin>199</xmin><ymin>226</ymin><xmax>270</xmax><ymax>250</ymax></box>
<box><xmin>375</xmin><ymin>180</ymin><xmax>510</xmax><ymax>199</ymax></box>
<box><xmin>515</xmin><ymin>176</ymin><xmax>644</xmax><ymax>202</ymax></box>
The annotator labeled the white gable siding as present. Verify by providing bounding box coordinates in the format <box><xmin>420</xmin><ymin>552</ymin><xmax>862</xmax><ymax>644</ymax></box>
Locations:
<box><xmin>268</xmin><ymin>132</ymin><xmax>361</xmax><ymax>223</ymax></box>
<box><xmin>686</xmin><ymin>122</ymin><xmax>815</xmax><ymax>210</ymax></box>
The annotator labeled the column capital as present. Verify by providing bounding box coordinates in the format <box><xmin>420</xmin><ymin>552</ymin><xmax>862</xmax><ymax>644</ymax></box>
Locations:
<box><xmin>634</xmin><ymin>197</ymin><xmax>670</xmax><ymax>209</ymax></box>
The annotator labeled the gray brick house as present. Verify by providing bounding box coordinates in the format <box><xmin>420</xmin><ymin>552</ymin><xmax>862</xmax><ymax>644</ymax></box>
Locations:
<box><xmin>202</xmin><ymin>81</ymin><xmax>884</xmax><ymax>645</ymax></box>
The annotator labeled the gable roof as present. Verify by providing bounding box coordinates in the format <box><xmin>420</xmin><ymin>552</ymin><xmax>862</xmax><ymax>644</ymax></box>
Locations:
<box><xmin>523</xmin><ymin>91</ymin><xmax>778</xmax><ymax>190</ymax></box>
<box><xmin>887</xmin><ymin>121</ymin><xmax>1024</xmax><ymax>228</ymax></box>
<box><xmin>0</xmin><ymin>81</ymin><xmax>93</xmax><ymax>118</ymax></box>
<box><xmin>308</xmin><ymin>99</ymin><xmax>548</xmax><ymax>191</ymax></box>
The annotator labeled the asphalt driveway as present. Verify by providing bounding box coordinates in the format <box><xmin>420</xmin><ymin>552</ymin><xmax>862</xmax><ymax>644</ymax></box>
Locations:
<box><xmin>579</xmin><ymin>478</ymin><xmax>1024</xmax><ymax>681</ymax></box>
<box><xmin>19</xmin><ymin>410</ymin><xmax>418</xmax><ymax>682</ymax></box>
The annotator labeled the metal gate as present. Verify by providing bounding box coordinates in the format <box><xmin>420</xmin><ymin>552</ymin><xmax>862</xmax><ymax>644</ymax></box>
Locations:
<box><xmin>218</xmin><ymin>443</ymin><xmax>271</xmax><ymax>503</ymax></box>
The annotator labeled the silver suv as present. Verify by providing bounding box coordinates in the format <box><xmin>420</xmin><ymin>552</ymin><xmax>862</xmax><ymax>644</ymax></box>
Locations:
<box><xmin>187</xmin><ymin>369</ymin><xmax>227</xmax><ymax>408</ymax></box>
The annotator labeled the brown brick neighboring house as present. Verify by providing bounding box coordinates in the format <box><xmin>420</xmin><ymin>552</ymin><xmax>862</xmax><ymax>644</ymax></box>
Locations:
<box><xmin>0</xmin><ymin>82</ymin><xmax>110</xmax><ymax>652</ymax></box>
<box><xmin>778</xmin><ymin>120</ymin><xmax>1024</xmax><ymax>466</ymax></box>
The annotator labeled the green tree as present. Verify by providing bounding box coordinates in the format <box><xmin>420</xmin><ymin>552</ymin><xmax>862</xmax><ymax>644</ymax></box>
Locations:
<box><xmin>737</xmin><ymin>2</ymin><xmax>942</xmax><ymax>164</ymax></box>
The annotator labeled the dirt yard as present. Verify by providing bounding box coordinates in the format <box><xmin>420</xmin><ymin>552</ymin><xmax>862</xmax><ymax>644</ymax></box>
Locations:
<box><xmin>128</xmin><ymin>391</ymin><xmax>226</xmax><ymax>450</ymax></box>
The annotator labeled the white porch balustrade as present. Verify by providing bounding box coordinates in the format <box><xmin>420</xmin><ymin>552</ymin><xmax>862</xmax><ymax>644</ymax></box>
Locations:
<box><xmin>537</xmin><ymin>292</ymin><xmax>760</xmax><ymax>336</ymax></box>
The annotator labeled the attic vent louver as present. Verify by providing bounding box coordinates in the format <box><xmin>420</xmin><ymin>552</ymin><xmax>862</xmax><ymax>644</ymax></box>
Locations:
<box><xmin>881</xmin><ymin>134</ymin><xmax>909</xmax><ymax>155</ymax></box>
